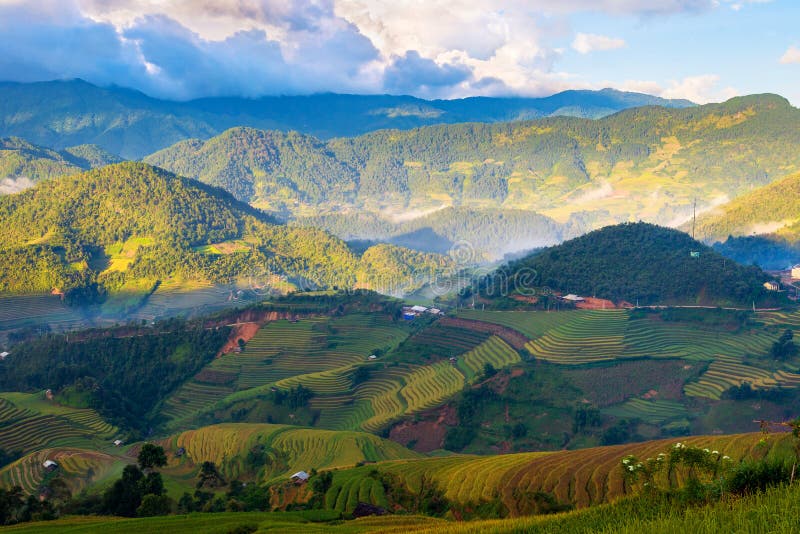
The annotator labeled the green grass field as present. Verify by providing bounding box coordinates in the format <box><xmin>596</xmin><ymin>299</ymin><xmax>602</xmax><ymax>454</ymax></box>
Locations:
<box><xmin>5</xmin><ymin>481</ymin><xmax>800</xmax><ymax>533</ymax></box>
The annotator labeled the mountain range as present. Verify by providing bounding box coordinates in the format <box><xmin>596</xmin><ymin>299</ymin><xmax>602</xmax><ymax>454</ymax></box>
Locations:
<box><xmin>0</xmin><ymin>80</ymin><xmax>692</xmax><ymax>159</ymax></box>
<box><xmin>143</xmin><ymin>94</ymin><xmax>800</xmax><ymax>240</ymax></box>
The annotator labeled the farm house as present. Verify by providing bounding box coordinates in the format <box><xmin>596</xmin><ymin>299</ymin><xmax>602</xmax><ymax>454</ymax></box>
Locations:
<box><xmin>763</xmin><ymin>281</ymin><xmax>780</xmax><ymax>291</ymax></box>
<box><xmin>0</xmin><ymin>352</ymin><xmax>8</xmax><ymax>360</ymax></box>
<box><xmin>290</xmin><ymin>471</ymin><xmax>309</xmax><ymax>484</ymax></box>
<box><xmin>43</xmin><ymin>460</ymin><xmax>58</xmax><ymax>470</ymax></box>
<box><xmin>562</xmin><ymin>294</ymin><xmax>585</xmax><ymax>302</ymax></box>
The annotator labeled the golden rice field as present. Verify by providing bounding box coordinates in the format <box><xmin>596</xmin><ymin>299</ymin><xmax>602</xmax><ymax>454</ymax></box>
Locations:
<box><xmin>160</xmin><ymin>423</ymin><xmax>420</xmax><ymax>484</ymax></box>
<box><xmin>318</xmin><ymin>432</ymin><xmax>792</xmax><ymax>515</ymax></box>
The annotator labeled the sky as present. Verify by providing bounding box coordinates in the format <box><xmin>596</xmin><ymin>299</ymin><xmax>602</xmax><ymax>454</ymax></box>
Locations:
<box><xmin>0</xmin><ymin>0</ymin><xmax>798</xmax><ymax>104</ymax></box>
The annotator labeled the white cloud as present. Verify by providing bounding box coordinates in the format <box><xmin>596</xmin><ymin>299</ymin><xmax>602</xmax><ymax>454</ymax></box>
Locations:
<box><xmin>780</xmin><ymin>46</ymin><xmax>800</xmax><ymax>64</ymax></box>
<box><xmin>571</xmin><ymin>33</ymin><xmax>625</xmax><ymax>54</ymax></box>
<box><xmin>0</xmin><ymin>0</ymin><xmax>762</xmax><ymax>100</ymax></box>
<box><xmin>617</xmin><ymin>74</ymin><xmax>738</xmax><ymax>104</ymax></box>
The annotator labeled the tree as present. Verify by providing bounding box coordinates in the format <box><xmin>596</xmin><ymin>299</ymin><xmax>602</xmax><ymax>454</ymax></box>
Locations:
<box><xmin>137</xmin><ymin>494</ymin><xmax>172</xmax><ymax>517</ymax></box>
<box><xmin>102</xmin><ymin>465</ymin><xmax>144</xmax><ymax>517</ymax></box>
<box><xmin>482</xmin><ymin>362</ymin><xmax>497</xmax><ymax>379</ymax></box>
<box><xmin>138</xmin><ymin>444</ymin><xmax>167</xmax><ymax>471</ymax></box>
<box><xmin>196</xmin><ymin>461</ymin><xmax>226</xmax><ymax>489</ymax></box>
<box><xmin>770</xmin><ymin>329</ymin><xmax>798</xmax><ymax>360</ymax></box>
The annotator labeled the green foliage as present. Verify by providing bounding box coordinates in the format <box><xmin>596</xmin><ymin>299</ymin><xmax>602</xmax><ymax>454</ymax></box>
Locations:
<box><xmin>138</xmin><ymin>444</ymin><xmax>168</xmax><ymax>471</ymax></box>
<box><xmin>0</xmin><ymin>321</ymin><xmax>229</xmax><ymax>430</ymax></box>
<box><xmin>490</xmin><ymin>222</ymin><xmax>776</xmax><ymax>306</ymax></box>
<box><xmin>770</xmin><ymin>329</ymin><xmax>798</xmax><ymax>360</ymax></box>
<box><xmin>0</xmin><ymin>162</ymin><xmax>448</xmax><ymax>295</ymax></box>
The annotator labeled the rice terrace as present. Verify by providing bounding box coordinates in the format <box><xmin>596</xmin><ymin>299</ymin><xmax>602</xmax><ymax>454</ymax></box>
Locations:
<box><xmin>3</xmin><ymin>2</ymin><xmax>800</xmax><ymax>531</ymax></box>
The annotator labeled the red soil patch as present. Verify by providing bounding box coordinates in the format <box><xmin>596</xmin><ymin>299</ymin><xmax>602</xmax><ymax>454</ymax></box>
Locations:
<box><xmin>218</xmin><ymin>322</ymin><xmax>260</xmax><ymax>356</ymax></box>
<box><xmin>511</xmin><ymin>295</ymin><xmax>539</xmax><ymax>304</ymax></box>
<box><xmin>389</xmin><ymin>405</ymin><xmax>457</xmax><ymax>452</ymax></box>
<box><xmin>439</xmin><ymin>316</ymin><xmax>529</xmax><ymax>350</ymax></box>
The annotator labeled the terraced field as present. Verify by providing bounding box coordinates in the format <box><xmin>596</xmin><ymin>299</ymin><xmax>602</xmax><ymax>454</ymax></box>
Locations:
<box><xmin>331</xmin><ymin>336</ymin><xmax>521</xmax><ymax>432</ymax></box>
<box><xmin>0</xmin><ymin>393</ymin><xmax>118</xmax><ymax>454</ymax></box>
<box><xmin>525</xmin><ymin>310</ymin><xmax>628</xmax><ymax>364</ymax></box>
<box><xmin>684</xmin><ymin>355</ymin><xmax>800</xmax><ymax>399</ymax></box>
<box><xmin>601</xmin><ymin>398</ymin><xmax>688</xmax><ymax>423</ymax></box>
<box><xmin>0</xmin><ymin>294</ymin><xmax>85</xmax><ymax>335</ymax></box>
<box><xmin>127</xmin><ymin>279</ymin><xmax>234</xmax><ymax>322</ymax></box>
<box><xmin>318</xmin><ymin>432</ymin><xmax>792</xmax><ymax>514</ymax></box>
<box><xmin>457</xmin><ymin>310</ymin><xmax>567</xmax><ymax>339</ymax></box>
<box><xmin>622</xmin><ymin>318</ymin><xmax>773</xmax><ymax>362</ymax></box>
<box><xmin>161</xmin><ymin>423</ymin><xmax>421</xmax><ymax>484</ymax></box>
<box><xmin>159</xmin><ymin>315</ymin><xmax>411</xmax><ymax>429</ymax></box>
<box><xmin>0</xmin><ymin>448</ymin><xmax>122</xmax><ymax>495</ymax></box>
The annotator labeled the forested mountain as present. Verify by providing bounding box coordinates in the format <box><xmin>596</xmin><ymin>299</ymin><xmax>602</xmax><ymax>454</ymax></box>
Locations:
<box><xmin>489</xmin><ymin>222</ymin><xmax>776</xmax><ymax>306</ymax></box>
<box><xmin>0</xmin><ymin>80</ymin><xmax>691</xmax><ymax>158</ymax></box>
<box><xmin>145</xmin><ymin>95</ymin><xmax>800</xmax><ymax>232</ymax></box>
<box><xmin>693</xmin><ymin>171</ymin><xmax>800</xmax><ymax>242</ymax></box>
<box><xmin>0</xmin><ymin>162</ymin><xmax>449</xmax><ymax>296</ymax></box>
<box><xmin>0</xmin><ymin>137</ymin><xmax>120</xmax><ymax>193</ymax></box>
<box><xmin>685</xmin><ymin>172</ymin><xmax>800</xmax><ymax>269</ymax></box>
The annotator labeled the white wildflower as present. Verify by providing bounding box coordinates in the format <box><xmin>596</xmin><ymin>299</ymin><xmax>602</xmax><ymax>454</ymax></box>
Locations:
<box><xmin>712</xmin><ymin>450</ymin><xmax>719</xmax><ymax>455</ymax></box>
<box><xmin>628</xmin><ymin>465</ymin><xmax>635</xmax><ymax>471</ymax></box>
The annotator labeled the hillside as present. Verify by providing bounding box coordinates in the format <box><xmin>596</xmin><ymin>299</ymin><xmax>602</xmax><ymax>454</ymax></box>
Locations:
<box><xmin>490</xmin><ymin>222</ymin><xmax>774</xmax><ymax>306</ymax></box>
<box><xmin>144</xmin><ymin>95</ymin><xmax>800</xmax><ymax>230</ymax></box>
<box><xmin>0</xmin><ymin>80</ymin><xmax>692</xmax><ymax>158</ymax></box>
<box><xmin>686</xmin><ymin>171</ymin><xmax>800</xmax><ymax>268</ymax></box>
<box><xmin>293</xmin><ymin>207</ymin><xmax>564</xmax><ymax>260</ymax></box>
<box><xmin>0</xmin><ymin>137</ymin><xmax>121</xmax><ymax>194</ymax></box>
<box><xmin>693</xmin><ymin>171</ymin><xmax>800</xmax><ymax>242</ymax></box>
<box><xmin>0</xmin><ymin>162</ymin><xmax>449</xmax><ymax>296</ymax></box>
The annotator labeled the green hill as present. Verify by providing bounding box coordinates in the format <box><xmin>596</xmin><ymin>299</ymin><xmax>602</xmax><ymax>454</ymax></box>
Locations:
<box><xmin>490</xmin><ymin>222</ymin><xmax>774</xmax><ymax>306</ymax></box>
<box><xmin>0</xmin><ymin>80</ymin><xmax>691</xmax><ymax>158</ymax></box>
<box><xmin>0</xmin><ymin>162</ymin><xmax>449</xmax><ymax>296</ymax></box>
<box><xmin>686</xmin><ymin>171</ymin><xmax>800</xmax><ymax>268</ymax></box>
<box><xmin>0</xmin><ymin>137</ymin><xmax>122</xmax><ymax>195</ymax></box>
<box><xmin>144</xmin><ymin>95</ymin><xmax>800</xmax><ymax>232</ymax></box>
<box><xmin>693</xmin><ymin>171</ymin><xmax>800</xmax><ymax>243</ymax></box>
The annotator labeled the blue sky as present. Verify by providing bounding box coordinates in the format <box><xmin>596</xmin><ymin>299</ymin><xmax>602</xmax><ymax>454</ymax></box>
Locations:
<box><xmin>0</xmin><ymin>0</ymin><xmax>797</xmax><ymax>104</ymax></box>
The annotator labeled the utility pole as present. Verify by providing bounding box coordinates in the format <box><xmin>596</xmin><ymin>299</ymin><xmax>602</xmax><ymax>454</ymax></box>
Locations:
<box><xmin>692</xmin><ymin>198</ymin><xmax>697</xmax><ymax>240</ymax></box>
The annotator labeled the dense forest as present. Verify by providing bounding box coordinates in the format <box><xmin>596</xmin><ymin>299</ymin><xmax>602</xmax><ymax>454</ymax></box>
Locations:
<box><xmin>0</xmin><ymin>162</ymin><xmax>450</xmax><ymax>296</ymax></box>
<box><xmin>144</xmin><ymin>95</ymin><xmax>800</xmax><ymax>230</ymax></box>
<box><xmin>489</xmin><ymin>222</ymin><xmax>777</xmax><ymax>306</ymax></box>
<box><xmin>0</xmin><ymin>320</ymin><xmax>229</xmax><ymax>431</ymax></box>
<box><xmin>0</xmin><ymin>137</ymin><xmax>119</xmax><ymax>187</ymax></box>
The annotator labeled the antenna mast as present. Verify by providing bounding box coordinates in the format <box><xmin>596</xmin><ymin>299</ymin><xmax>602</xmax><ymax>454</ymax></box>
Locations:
<box><xmin>692</xmin><ymin>198</ymin><xmax>696</xmax><ymax>240</ymax></box>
